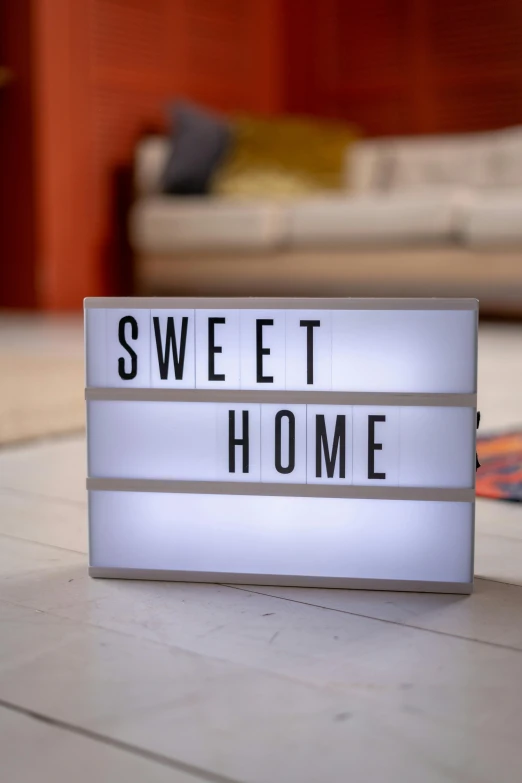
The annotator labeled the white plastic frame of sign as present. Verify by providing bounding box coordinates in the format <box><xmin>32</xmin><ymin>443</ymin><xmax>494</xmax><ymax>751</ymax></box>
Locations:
<box><xmin>85</xmin><ymin>297</ymin><xmax>478</xmax><ymax>594</ymax></box>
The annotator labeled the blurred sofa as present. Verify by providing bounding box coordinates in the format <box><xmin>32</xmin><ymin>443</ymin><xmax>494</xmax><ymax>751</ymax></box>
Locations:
<box><xmin>129</xmin><ymin>126</ymin><xmax>522</xmax><ymax>315</ymax></box>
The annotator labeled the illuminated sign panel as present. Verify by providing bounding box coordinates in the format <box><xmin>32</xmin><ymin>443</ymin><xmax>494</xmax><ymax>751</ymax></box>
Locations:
<box><xmin>85</xmin><ymin>298</ymin><xmax>478</xmax><ymax>593</ymax></box>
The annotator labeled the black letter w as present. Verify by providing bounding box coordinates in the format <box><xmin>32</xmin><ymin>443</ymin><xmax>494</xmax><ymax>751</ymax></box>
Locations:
<box><xmin>153</xmin><ymin>316</ymin><xmax>188</xmax><ymax>380</ymax></box>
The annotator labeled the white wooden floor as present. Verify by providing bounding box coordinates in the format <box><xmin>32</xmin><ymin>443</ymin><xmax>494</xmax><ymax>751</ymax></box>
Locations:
<box><xmin>1</xmin><ymin>318</ymin><xmax>522</xmax><ymax>782</ymax></box>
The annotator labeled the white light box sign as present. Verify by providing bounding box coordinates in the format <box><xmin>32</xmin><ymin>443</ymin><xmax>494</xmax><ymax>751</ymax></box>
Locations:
<box><xmin>85</xmin><ymin>297</ymin><xmax>478</xmax><ymax>593</ymax></box>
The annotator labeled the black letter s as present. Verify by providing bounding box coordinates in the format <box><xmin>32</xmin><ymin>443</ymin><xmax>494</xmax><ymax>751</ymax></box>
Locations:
<box><xmin>118</xmin><ymin>316</ymin><xmax>138</xmax><ymax>380</ymax></box>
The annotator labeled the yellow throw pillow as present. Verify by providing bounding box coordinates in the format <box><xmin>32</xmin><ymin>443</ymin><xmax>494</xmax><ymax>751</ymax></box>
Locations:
<box><xmin>212</xmin><ymin>114</ymin><xmax>358</xmax><ymax>198</ymax></box>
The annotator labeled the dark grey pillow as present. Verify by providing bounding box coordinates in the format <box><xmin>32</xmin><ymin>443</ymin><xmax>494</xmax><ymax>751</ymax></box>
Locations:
<box><xmin>162</xmin><ymin>101</ymin><xmax>232</xmax><ymax>195</ymax></box>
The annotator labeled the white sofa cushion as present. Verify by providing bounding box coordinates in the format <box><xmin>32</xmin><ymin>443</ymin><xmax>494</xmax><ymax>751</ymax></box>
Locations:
<box><xmin>462</xmin><ymin>190</ymin><xmax>522</xmax><ymax>246</ymax></box>
<box><xmin>134</xmin><ymin>136</ymin><xmax>170</xmax><ymax>195</ymax></box>
<box><xmin>288</xmin><ymin>193</ymin><xmax>458</xmax><ymax>246</ymax></box>
<box><xmin>130</xmin><ymin>196</ymin><xmax>289</xmax><ymax>253</ymax></box>
<box><xmin>482</xmin><ymin>127</ymin><xmax>522</xmax><ymax>188</ymax></box>
<box><xmin>347</xmin><ymin>135</ymin><xmax>492</xmax><ymax>193</ymax></box>
<box><xmin>345</xmin><ymin>139</ymin><xmax>393</xmax><ymax>191</ymax></box>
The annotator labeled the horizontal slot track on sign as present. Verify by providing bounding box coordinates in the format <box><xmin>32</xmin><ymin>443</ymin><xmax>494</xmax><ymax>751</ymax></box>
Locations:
<box><xmin>84</xmin><ymin>297</ymin><xmax>478</xmax><ymax>311</ymax></box>
<box><xmin>88</xmin><ymin>568</ymin><xmax>473</xmax><ymax>594</ymax></box>
<box><xmin>87</xmin><ymin>478</ymin><xmax>475</xmax><ymax>503</ymax></box>
<box><xmin>85</xmin><ymin>388</ymin><xmax>477</xmax><ymax>407</ymax></box>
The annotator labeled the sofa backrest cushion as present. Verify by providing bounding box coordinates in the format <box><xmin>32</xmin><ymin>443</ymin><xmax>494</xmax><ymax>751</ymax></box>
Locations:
<box><xmin>483</xmin><ymin>126</ymin><xmax>522</xmax><ymax>188</ymax></box>
<box><xmin>347</xmin><ymin>127</ymin><xmax>522</xmax><ymax>193</ymax></box>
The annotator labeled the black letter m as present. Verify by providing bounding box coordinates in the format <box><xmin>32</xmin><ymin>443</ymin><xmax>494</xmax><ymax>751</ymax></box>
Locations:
<box><xmin>316</xmin><ymin>415</ymin><xmax>346</xmax><ymax>478</ymax></box>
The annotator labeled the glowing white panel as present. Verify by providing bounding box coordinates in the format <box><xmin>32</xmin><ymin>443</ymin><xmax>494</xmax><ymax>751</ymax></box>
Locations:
<box><xmin>106</xmin><ymin>309</ymin><xmax>151</xmax><ymax>388</ymax></box>
<box><xmin>331</xmin><ymin>309</ymin><xmax>476</xmax><ymax>393</ymax></box>
<box><xmin>85</xmin><ymin>299</ymin><xmax>477</xmax><ymax>593</ymax></box>
<box><xmin>261</xmin><ymin>404</ymin><xmax>307</xmax><ymax>484</ymax></box>
<box><xmin>150</xmin><ymin>309</ymin><xmax>195</xmax><ymax>388</ymax></box>
<box><xmin>399</xmin><ymin>406</ymin><xmax>475</xmax><ymax>488</ymax></box>
<box><xmin>306</xmin><ymin>405</ymin><xmax>353</xmax><ymax>485</ymax></box>
<box><xmin>85</xmin><ymin>308</ymin><xmax>106</xmax><ymax>387</ymax></box>
<box><xmin>195</xmin><ymin>310</ymin><xmax>240</xmax><ymax>389</ymax></box>
<box><xmin>88</xmin><ymin>400</ymin><xmax>218</xmax><ymax>480</ymax></box>
<box><xmin>89</xmin><ymin>491</ymin><xmax>473</xmax><ymax>585</ymax></box>
<box><xmin>285</xmin><ymin>310</ymin><xmax>332</xmax><ymax>390</ymax></box>
<box><xmin>240</xmin><ymin>310</ymin><xmax>285</xmax><ymax>390</ymax></box>
<box><xmin>352</xmin><ymin>407</ymin><xmax>400</xmax><ymax>486</ymax></box>
<box><xmin>216</xmin><ymin>404</ymin><xmax>261</xmax><ymax>482</ymax></box>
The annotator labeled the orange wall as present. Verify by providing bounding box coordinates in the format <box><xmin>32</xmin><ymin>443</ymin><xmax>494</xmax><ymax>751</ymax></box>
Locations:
<box><xmin>30</xmin><ymin>0</ymin><xmax>283</xmax><ymax>309</ymax></box>
<box><xmin>282</xmin><ymin>0</ymin><xmax>522</xmax><ymax>136</ymax></box>
<box><xmin>0</xmin><ymin>0</ymin><xmax>38</xmax><ymax>308</ymax></box>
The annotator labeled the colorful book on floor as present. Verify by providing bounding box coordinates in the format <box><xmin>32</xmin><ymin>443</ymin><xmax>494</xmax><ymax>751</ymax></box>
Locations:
<box><xmin>476</xmin><ymin>430</ymin><xmax>522</xmax><ymax>501</ymax></box>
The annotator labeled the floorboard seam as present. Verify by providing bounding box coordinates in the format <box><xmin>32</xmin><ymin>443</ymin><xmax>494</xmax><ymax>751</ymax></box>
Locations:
<box><xmin>221</xmin><ymin>584</ymin><xmax>522</xmax><ymax>654</ymax></box>
<box><xmin>475</xmin><ymin>575</ymin><xmax>522</xmax><ymax>589</ymax></box>
<box><xmin>0</xmin><ymin>485</ymin><xmax>87</xmax><ymax>509</ymax></box>
<box><xmin>0</xmin><ymin>698</ymin><xmax>245</xmax><ymax>783</ymax></box>
<box><xmin>0</xmin><ymin>430</ymin><xmax>85</xmax><ymax>452</ymax></box>
<box><xmin>0</xmin><ymin>531</ymin><xmax>87</xmax><ymax>556</ymax></box>
<box><xmin>1</xmin><ymin>596</ymin><xmax>379</xmax><ymax>698</ymax></box>
<box><xmin>3</xmin><ymin>572</ymin><xmax>522</xmax><ymax>664</ymax></box>
<box><xmin>478</xmin><ymin>533</ymin><xmax>522</xmax><ymax>543</ymax></box>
